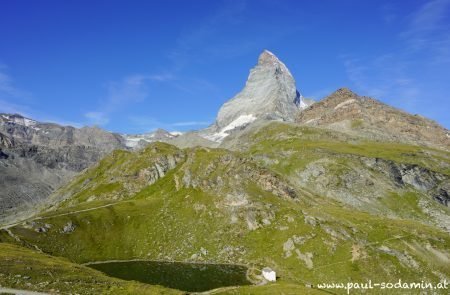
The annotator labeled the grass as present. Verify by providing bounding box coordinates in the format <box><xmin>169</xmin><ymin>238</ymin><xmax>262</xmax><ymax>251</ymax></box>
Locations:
<box><xmin>53</xmin><ymin>142</ymin><xmax>185</xmax><ymax>208</ymax></box>
<box><xmin>351</xmin><ymin>119</ymin><xmax>364</xmax><ymax>129</ymax></box>
<box><xmin>4</xmin><ymin>184</ymin><xmax>449</xmax><ymax>292</ymax></box>
<box><xmin>0</xmin><ymin>243</ymin><xmax>181</xmax><ymax>294</ymax></box>
<box><xmin>1</xmin><ymin>121</ymin><xmax>449</xmax><ymax>294</ymax></box>
<box><xmin>379</xmin><ymin>191</ymin><xmax>429</xmax><ymax>220</ymax></box>
<box><xmin>216</xmin><ymin>281</ymin><xmax>326</xmax><ymax>294</ymax></box>
<box><xmin>246</xmin><ymin>122</ymin><xmax>450</xmax><ymax>176</ymax></box>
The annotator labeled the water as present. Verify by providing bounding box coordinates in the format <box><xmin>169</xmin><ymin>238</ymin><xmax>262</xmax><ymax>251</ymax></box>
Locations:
<box><xmin>88</xmin><ymin>260</ymin><xmax>251</xmax><ymax>292</ymax></box>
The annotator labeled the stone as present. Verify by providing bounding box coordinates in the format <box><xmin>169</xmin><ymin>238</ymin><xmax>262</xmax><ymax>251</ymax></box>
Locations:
<box><xmin>61</xmin><ymin>221</ymin><xmax>76</xmax><ymax>233</ymax></box>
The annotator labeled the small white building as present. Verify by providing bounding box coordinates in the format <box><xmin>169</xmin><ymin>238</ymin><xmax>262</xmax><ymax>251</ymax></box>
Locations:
<box><xmin>262</xmin><ymin>267</ymin><xmax>276</xmax><ymax>282</ymax></box>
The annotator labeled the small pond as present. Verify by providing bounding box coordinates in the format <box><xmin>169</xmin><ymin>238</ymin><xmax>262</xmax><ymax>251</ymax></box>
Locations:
<box><xmin>88</xmin><ymin>260</ymin><xmax>251</xmax><ymax>292</ymax></box>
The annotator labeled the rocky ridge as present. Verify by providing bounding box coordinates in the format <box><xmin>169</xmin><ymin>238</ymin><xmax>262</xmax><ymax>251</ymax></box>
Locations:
<box><xmin>0</xmin><ymin>114</ymin><xmax>126</xmax><ymax>224</ymax></box>
<box><xmin>296</xmin><ymin>88</ymin><xmax>450</xmax><ymax>149</ymax></box>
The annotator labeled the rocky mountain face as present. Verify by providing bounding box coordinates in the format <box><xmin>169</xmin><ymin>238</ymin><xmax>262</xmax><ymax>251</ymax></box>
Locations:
<box><xmin>0</xmin><ymin>113</ymin><xmax>188</xmax><ymax>224</ymax></box>
<box><xmin>296</xmin><ymin>88</ymin><xmax>450</xmax><ymax>149</ymax></box>
<box><xmin>200</xmin><ymin>50</ymin><xmax>313</xmax><ymax>142</ymax></box>
<box><xmin>0</xmin><ymin>114</ymin><xmax>127</xmax><ymax>224</ymax></box>
<box><xmin>0</xmin><ymin>114</ymin><xmax>125</xmax><ymax>149</ymax></box>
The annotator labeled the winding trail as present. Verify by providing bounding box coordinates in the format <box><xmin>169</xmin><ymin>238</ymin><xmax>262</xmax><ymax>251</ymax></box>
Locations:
<box><xmin>0</xmin><ymin>201</ymin><xmax>131</xmax><ymax>230</ymax></box>
<box><xmin>35</xmin><ymin>201</ymin><xmax>128</xmax><ymax>220</ymax></box>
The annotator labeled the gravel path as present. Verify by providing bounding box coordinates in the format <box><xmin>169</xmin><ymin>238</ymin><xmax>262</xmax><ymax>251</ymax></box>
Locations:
<box><xmin>0</xmin><ymin>287</ymin><xmax>49</xmax><ymax>295</ymax></box>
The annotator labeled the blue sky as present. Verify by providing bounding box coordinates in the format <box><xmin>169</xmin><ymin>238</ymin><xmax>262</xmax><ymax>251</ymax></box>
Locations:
<box><xmin>0</xmin><ymin>0</ymin><xmax>449</xmax><ymax>133</ymax></box>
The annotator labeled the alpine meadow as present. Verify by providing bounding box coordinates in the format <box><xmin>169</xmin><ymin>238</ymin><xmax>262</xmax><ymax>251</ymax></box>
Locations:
<box><xmin>0</xmin><ymin>1</ymin><xmax>449</xmax><ymax>294</ymax></box>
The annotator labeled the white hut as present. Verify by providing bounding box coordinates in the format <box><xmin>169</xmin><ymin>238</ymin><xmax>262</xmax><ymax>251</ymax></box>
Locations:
<box><xmin>262</xmin><ymin>267</ymin><xmax>276</xmax><ymax>282</ymax></box>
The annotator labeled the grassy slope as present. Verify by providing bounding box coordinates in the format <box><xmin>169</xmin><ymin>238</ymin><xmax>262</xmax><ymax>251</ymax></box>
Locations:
<box><xmin>238</xmin><ymin>122</ymin><xmax>450</xmax><ymax>223</ymax></box>
<box><xmin>242</xmin><ymin>122</ymin><xmax>450</xmax><ymax>176</ymax></box>
<box><xmin>4</xmin><ymin>185</ymin><xmax>450</xmax><ymax>290</ymax></box>
<box><xmin>4</xmin><ymin>187</ymin><xmax>449</xmax><ymax>293</ymax></box>
<box><xmin>1</xmin><ymin>122</ymin><xmax>449</xmax><ymax>294</ymax></box>
<box><xmin>0</xmin><ymin>243</ymin><xmax>181</xmax><ymax>294</ymax></box>
<box><xmin>215</xmin><ymin>282</ymin><xmax>325</xmax><ymax>294</ymax></box>
<box><xmin>51</xmin><ymin>143</ymin><xmax>184</xmax><ymax>208</ymax></box>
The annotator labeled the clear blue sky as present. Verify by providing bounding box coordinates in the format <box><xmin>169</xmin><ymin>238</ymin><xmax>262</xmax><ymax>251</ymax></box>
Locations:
<box><xmin>1</xmin><ymin>0</ymin><xmax>449</xmax><ymax>133</ymax></box>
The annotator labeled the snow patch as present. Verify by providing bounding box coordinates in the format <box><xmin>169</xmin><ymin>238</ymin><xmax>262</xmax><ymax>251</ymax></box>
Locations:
<box><xmin>1</xmin><ymin>115</ymin><xmax>37</xmax><ymax>127</ymax></box>
<box><xmin>298</xmin><ymin>95</ymin><xmax>309</xmax><ymax>109</ymax></box>
<box><xmin>122</xmin><ymin>136</ymin><xmax>152</xmax><ymax>148</ymax></box>
<box><xmin>23</xmin><ymin>118</ymin><xmax>37</xmax><ymax>126</ymax></box>
<box><xmin>204</xmin><ymin>114</ymin><xmax>257</xmax><ymax>142</ymax></box>
<box><xmin>122</xmin><ymin>129</ymin><xmax>181</xmax><ymax>148</ymax></box>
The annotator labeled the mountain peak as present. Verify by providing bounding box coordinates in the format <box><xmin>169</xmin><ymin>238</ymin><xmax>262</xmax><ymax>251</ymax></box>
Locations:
<box><xmin>258</xmin><ymin>50</ymin><xmax>280</xmax><ymax>65</ymax></box>
<box><xmin>297</xmin><ymin>88</ymin><xmax>450</xmax><ymax>149</ymax></box>
<box><xmin>329</xmin><ymin>87</ymin><xmax>358</xmax><ymax>98</ymax></box>
<box><xmin>201</xmin><ymin>51</ymin><xmax>314</xmax><ymax>142</ymax></box>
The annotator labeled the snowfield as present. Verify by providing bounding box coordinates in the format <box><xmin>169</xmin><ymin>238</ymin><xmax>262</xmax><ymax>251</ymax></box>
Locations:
<box><xmin>204</xmin><ymin>114</ymin><xmax>257</xmax><ymax>142</ymax></box>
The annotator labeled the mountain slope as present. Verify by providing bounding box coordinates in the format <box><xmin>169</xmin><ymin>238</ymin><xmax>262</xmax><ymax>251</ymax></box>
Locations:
<box><xmin>296</xmin><ymin>88</ymin><xmax>450</xmax><ymax>149</ymax></box>
<box><xmin>224</xmin><ymin>121</ymin><xmax>450</xmax><ymax>230</ymax></box>
<box><xmin>0</xmin><ymin>114</ymin><xmax>125</xmax><ymax>149</ymax></box>
<box><xmin>46</xmin><ymin>141</ymin><xmax>300</xmax><ymax>210</ymax></box>
<box><xmin>0</xmin><ymin>242</ymin><xmax>180</xmax><ymax>294</ymax></box>
<box><xmin>0</xmin><ymin>114</ymin><xmax>126</xmax><ymax>225</ymax></box>
<box><xmin>2</xmin><ymin>124</ymin><xmax>449</xmax><ymax>293</ymax></box>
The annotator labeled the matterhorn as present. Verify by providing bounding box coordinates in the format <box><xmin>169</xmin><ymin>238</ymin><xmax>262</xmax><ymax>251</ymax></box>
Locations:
<box><xmin>202</xmin><ymin>50</ymin><xmax>313</xmax><ymax>142</ymax></box>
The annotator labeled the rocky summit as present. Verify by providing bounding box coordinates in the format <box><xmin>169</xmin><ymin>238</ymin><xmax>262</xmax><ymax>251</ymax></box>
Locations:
<box><xmin>297</xmin><ymin>88</ymin><xmax>450</xmax><ymax>149</ymax></box>
<box><xmin>201</xmin><ymin>50</ymin><xmax>313</xmax><ymax>142</ymax></box>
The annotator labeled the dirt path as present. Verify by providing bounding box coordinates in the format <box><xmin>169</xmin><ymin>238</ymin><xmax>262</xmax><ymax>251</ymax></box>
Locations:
<box><xmin>0</xmin><ymin>287</ymin><xmax>49</xmax><ymax>295</ymax></box>
<box><xmin>0</xmin><ymin>201</ymin><xmax>131</xmax><ymax>230</ymax></box>
<box><xmin>35</xmin><ymin>202</ymin><xmax>127</xmax><ymax>220</ymax></box>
